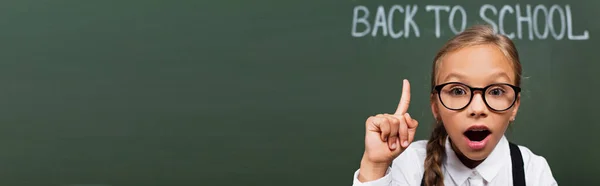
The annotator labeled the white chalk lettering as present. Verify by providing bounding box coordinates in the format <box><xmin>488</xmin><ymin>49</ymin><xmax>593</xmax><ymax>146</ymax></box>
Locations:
<box><xmin>426</xmin><ymin>5</ymin><xmax>450</xmax><ymax>38</ymax></box>
<box><xmin>533</xmin><ymin>5</ymin><xmax>549</xmax><ymax>39</ymax></box>
<box><xmin>449</xmin><ymin>5</ymin><xmax>467</xmax><ymax>34</ymax></box>
<box><xmin>565</xmin><ymin>5</ymin><xmax>589</xmax><ymax>40</ymax></box>
<box><xmin>480</xmin><ymin>4</ymin><xmax>499</xmax><ymax>33</ymax></box>
<box><xmin>388</xmin><ymin>5</ymin><xmax>404</xmax><ymax>38</ymax></box>
<box><xmin>499</xmin><ymin>5</ymin><xmax>515</xmax><ymax>39</ymax></box>
<box><xmin>350</xmin><ymin>4</ymin><xmax>589</xmax><ymax>40</ymax></box>
<box><xmin>372</xmin><ymin>6</ymin><xmax>388</xmax><ymax>37</ymax></box>
<box><xmin>549</xmin><ymin>5</ymin><xmax>566</xmax><ymax>40</ymax></box>
<box><xmin>404</xmin><ymin>5</ymin><xmax>420</xmax><ymax>38</ymax></box>
<box><xmin>516</xmin><ymin>4</ymin><xmax>534</xmax><ymax>40</ymax></box>
<box><xmin>351</xmin><ymin>6</ymin><xmax>370</xmax><ymax>37</ymax></box>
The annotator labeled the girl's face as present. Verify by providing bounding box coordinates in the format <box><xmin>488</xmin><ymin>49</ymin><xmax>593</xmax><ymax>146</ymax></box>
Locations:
<box><xmin>431</xmin><ymin>44</ymin><xmax>520</xmax><ymax>162</ymax></box>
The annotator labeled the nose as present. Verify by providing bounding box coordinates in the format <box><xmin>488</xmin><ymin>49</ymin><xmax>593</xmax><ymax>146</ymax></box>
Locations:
<box><xmin>468</xmin><ymin>92</ymin><xmax>488</xmax><ymax>118</ymax></box>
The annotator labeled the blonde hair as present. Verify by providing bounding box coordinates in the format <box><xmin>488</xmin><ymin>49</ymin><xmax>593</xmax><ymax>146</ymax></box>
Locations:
<box><xmin>423</xmin><ymin>24</ymin><xmax>522</xmax><ymax>186</ymax></box>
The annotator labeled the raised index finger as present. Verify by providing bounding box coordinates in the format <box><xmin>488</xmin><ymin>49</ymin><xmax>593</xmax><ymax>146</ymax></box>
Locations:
<box><xmin>394</xmin><ymin>79</ymin><xmax>411</xmax><ymax>115</ymax></box>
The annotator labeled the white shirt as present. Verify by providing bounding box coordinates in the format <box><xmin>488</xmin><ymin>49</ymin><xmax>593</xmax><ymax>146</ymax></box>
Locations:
<box><xmin>352</xmin><ymin>136</ymin><xmax>558</xmax><ymax>186</ymax></box>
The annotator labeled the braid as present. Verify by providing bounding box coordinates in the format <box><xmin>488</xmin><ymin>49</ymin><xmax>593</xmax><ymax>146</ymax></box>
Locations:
<box><xmin>423</xmin><ymin>122</ymin><xmax>447</xmax><ymax>186</ymax></box>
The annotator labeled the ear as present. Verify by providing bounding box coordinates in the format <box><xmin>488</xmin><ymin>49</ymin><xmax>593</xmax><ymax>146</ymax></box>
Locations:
<box><xmin>509</xmin><ymin>93</ymin><xmax>521</xmax><ymax>122</ymax></box>
<box><xmin>430</xmin><ymin>94</ymin><xmax>440</xmax><ymax>121</ymax></box>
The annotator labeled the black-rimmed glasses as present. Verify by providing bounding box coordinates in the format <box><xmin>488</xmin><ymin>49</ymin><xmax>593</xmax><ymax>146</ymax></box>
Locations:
<box><xmin>432</xmin><ymin>82</ymin><xmax>521</xmax><ymax>111</ymax></box>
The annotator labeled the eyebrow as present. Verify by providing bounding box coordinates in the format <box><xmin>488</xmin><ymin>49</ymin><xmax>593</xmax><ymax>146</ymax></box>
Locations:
<box><xmin>440</xmin><ymin>71</ymin><xmax>513</xmax><ymax>84</ymax></box>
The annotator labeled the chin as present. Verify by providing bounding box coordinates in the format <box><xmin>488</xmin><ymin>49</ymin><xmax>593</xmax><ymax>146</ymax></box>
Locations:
<box><xmin>461</xmin><ymin>149</ymin><xmax>492</xmax><ymax>161</ymax></box>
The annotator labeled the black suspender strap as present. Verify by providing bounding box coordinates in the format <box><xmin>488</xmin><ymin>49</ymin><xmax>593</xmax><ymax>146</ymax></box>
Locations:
<box><xmin>509</xmin><ymin>142</ymin><xmax>526</xmax><ymax>186</ymax></box>
<box><xmin>418</xmin><ymin>142</ymin><xmax>526</xmax><ymax>186</ymax></box>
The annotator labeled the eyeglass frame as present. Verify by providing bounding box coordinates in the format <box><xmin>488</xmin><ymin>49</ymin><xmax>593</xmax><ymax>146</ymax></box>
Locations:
<box><xmin>432</xmin><ymin>82</ymin><xmax>522</xmax><ymax>112</ymax></box>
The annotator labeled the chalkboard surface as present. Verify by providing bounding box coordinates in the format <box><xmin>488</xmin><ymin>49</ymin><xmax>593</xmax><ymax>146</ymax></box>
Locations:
<box><xmin>0</xmin><ymin>0</ymin><xmax>598</xmax><ymax>185</ymax></box>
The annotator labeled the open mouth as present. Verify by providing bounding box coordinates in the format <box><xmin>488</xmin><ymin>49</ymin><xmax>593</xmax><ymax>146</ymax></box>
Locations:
<box><xmin>464</xmin><ymin>127</ymin><xmax>491</xmax><ymax>142</ymax></box>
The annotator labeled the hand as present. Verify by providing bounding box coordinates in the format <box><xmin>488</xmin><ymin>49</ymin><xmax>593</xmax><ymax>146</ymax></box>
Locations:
<box><xmin>358</xmin><ymin>79</ymin><xmax>419</xmax><ymax>181</ymax></box>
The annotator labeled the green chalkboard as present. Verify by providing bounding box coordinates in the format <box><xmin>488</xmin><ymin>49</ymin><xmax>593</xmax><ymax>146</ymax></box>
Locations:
<box><xmin>0</xmin><ymin>0</ymin><xmax>598</xmax><ymax>185</ymax></box>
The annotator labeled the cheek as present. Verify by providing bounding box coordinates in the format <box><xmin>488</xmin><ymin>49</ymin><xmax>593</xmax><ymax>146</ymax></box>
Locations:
<box><xmin>435</xmin><ymin>100</ymin><xmax>455</xmax><ymax>120</ymax></box>
<box><xmin>492</xmin><ymin>111</ymin><xmax>513</xmax><ymax>130</ymax></box>
<box><xmin>441</xmin><ymin>113</ymin><xmax>463</xmax><ymax>131</ymax></box>
<box><xmin>436</xmin><ymin>105</ymin><xmax>464</xmax><ymax>132</ymax></box>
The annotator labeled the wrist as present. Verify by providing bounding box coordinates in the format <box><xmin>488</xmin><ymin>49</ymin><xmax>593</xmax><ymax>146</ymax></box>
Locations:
<box><xmin>358</xmin><ymin>157</ymin><xmax>390</xmax><ymax>182</ymax></box>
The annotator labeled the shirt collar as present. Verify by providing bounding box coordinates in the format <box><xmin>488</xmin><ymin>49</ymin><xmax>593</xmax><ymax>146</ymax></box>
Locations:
<box><xmin>443</xmin><ymin>135</ymin><xmax>510</xmax><ymax>185</ymax></box>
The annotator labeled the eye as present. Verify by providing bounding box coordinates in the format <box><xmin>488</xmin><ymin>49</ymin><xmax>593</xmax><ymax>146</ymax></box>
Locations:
<box><xmin>449</xmin><ymin>87</ymin><xmax>467</xmax><ymax>96</ymax></box>
<box><xmin>489</xmin><ymin>88</ymin><xmax>506</xmax><ymax>96</ymax></box>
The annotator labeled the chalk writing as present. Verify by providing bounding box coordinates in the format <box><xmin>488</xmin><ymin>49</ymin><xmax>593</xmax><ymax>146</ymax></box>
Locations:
<box><xmin>351</xmin><ymin>4</ymin><xmax>589</xmax><ymax>40</ymax></box>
